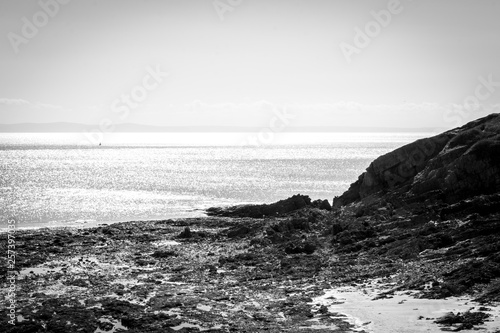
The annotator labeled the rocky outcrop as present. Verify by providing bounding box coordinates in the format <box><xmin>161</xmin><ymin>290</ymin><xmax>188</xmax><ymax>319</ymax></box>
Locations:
<box><xmin>206</xmin><ymin>194</ymin><xmax>331</xmax><ymax>218</ymax></box>
<box><xmin>326</xmin><ymin>113</ymin><xmax>500</xmax><ymax>303</ymax></box>
<box><xmin>311</xmin><ymin>199</ymin><xmax>332</xmax><ymax>211</ymax></box>
<box><xmin>333</xmin><ymin>113</ymin><xmax>500</xmax><ymax>208</ymax></box>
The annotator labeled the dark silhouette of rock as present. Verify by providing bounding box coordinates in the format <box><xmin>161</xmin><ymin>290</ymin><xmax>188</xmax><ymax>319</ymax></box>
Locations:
<box><xmin>435</xmin><ymin>311</ymin><xmax>490</xmax><ymax>330</ymax></box>
<box><xmin>227</xmin><ymin>225</ymin><xmax>252</xmax><ymax>238</ymax></box>
<box><xmin>207</xmin><ymin>194</ymin><xmax>330</xmax><ymax>218</ymax></box>
<box><xmin>312</xmin><ymin>199</ymin><xmax>332</xmax><ymax>211</ymax></box>
<box><xmin>333</xmin><ymin>113</ymin><xmax>500</xmax><ymax>208</ymax></box>
<box><xmin>439</xmin><ymin>193</ymin><xmax>500</xmax><ymax>219</ymax></box>
<box><xmin>152</xmin><ymin>250</ymin><xmax>177</xmax><ymax>258</ymax></box>
<box><xmin>178</xmin><ymin>226</ymin><xmax>192</xmax><ymax>238</ymax></box>
<box><xmin>284</xmin><ymin>242</ymin><xmax>316</xmax><ymax>255</ymax></box>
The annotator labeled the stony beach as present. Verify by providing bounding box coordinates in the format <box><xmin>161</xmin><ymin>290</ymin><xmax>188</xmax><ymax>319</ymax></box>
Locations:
<box><xmin>1</xmin><ymin>197</ymin><xmax>500</xmax><ymax>332</ymax></box>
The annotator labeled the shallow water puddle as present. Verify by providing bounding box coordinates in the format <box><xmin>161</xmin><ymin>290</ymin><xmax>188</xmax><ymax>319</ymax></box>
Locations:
<box><xmin>19</xmin><ymin>257</ymin><xmax>129</xmax><ymax>278</ymax></box>
<box><xmin>170</xmin><ymin>322</ymin><xmax>205</xmax><ymax>331</ymax></box>
<box><xmin>299</xmin><ymin>318</ymin><xmax>339</xmax><ymax>331</ymax></box>
<box><xmin>299</xmin><ymin>324</ymin><xmax>339</xmax><ymax>330</ymax></box>
<box><xmin>314</xmin><ymin>286</ymin><xmax>500</xmax><ymax>332</ymax></box>
<box><xmin>94</xmin><ymin>317</ymin><xmax>127</xmax><ymax>333</ymax></box>
<box><xmin>170</xmin><ymin>322</ymin><xmax>227</xmax><ymax>332</ymax></box>
<box><xmin>156</xmin><ymin>308</ymin><xmax>183</xmax><ymax>318</ymax></box>
<box><xmin>197</xmin><ymin>304</ymin><xmax>212</xmax><ymax>312</ymax></box>
<box><xmin>33</xmin><ymin>281</ymin><xmax>87</xmax><ymax>296</ymax></box>
<box><xmin>19</xmin><ymin>266</ymin><xmax>63</xmax><ymax>277</ymax></box>
<box><xmin>17</xmin><ymin>314</ymin><xmax>28</xmax><ymax>323</ymax></box>
<box><xmin>152</xmin><ymin>239</ymin><xmax>181</xmax><ymax>247</ymax></box>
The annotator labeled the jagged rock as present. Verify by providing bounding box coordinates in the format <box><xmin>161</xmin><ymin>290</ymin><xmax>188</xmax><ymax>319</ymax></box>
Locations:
<box><xmin>152</xmin><ymin>250</ymin><xmax>177</xmax><ymax>258</ymax></box>
<box><xmin>333</xmin><ymin>113</ymin><xmax>500</xmax><ymax>208</ymax></box>
<box><xmin>206</xmin><ymin>194</ymin><xmax>319</xmax><ymax>218</ymax></box>
<box><xmin>284</xmin><ymin>242</ymin><xmax>316</xmax><ymax>255</ymax></box>
<box><xmin>439</xmin><ymin>193</ymin><xmax>500</xmax><ymax>219</ymax></box>
<box><xmin>312</xmin><ymin>199</ymin><xmax>332</xmax><ymax>211</ymax></box>
<box><xmin>435</xmin><ymin>311</ymin><xmax>491</xmax><ymax>330</ymax></box>
<box><xmin>178</xmin><ymin>226</ymin><xmax>192</xmax><ymax>238</ymax></box>
<box><xmin>227</xmin><ymin>225</ymin><xmax>252</xmax><ymax>238</ymax></box>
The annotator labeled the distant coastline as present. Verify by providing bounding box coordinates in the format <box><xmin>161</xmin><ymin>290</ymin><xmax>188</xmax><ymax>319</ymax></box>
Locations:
<box><xmin>0</xmin><ymin>122</ymin><xmax>448</xmax><ymax>133</ymax></box>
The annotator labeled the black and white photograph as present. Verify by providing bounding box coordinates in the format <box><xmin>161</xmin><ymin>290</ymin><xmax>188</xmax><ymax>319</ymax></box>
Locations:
<box><xmin>1</xmin><ymin>0</ymin><xmax>500</xmax><ymax>332</ymax></box>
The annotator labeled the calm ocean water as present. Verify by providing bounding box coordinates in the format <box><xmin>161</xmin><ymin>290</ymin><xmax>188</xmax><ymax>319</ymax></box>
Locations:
<box><xmin>0</xmin><ymin>132</ymin><xmax>432</xmax><ymax>228</ymax></box>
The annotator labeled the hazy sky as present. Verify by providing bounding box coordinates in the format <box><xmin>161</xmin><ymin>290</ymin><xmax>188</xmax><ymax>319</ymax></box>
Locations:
<box><xmin>1</xmin><ymin>0</ymin><xmax>499</xmax><ymax>130</ymax></box>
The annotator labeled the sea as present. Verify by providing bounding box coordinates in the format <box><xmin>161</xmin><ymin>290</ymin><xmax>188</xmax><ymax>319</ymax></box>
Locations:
<box><xmin>0</xmin><ymin>132</ymin><xmax>433</xmax><ymax>229</ymax></box>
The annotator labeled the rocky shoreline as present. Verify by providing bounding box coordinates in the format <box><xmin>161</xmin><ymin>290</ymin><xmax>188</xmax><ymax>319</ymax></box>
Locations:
<box><xmin>2</xmin><ymin>114</ymin><xmax>500</xmax><ymax>332</ymax></box>
<box><xmin>0</xmin><ymin>214</ymin><xmax>354</xmax><ymax>333</ymax></box>
<box><xmin>1</xmin><ymin>201</ymin><xmax>499</xmax><ymax>332</ymax></box>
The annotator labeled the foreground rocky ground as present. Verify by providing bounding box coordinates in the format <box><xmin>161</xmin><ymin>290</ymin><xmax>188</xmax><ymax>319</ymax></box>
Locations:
<box><xmin>1</xmin><ymin>198</ymin><xmax>500</xmax><ymax>332</ymax></box>
<box><xmin>0</xmin><ymin>212</ymin><xmax>353</xmax><ymax>333</ymax></box>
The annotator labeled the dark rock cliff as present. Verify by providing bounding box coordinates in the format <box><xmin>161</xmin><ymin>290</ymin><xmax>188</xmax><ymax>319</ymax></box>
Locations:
<box><xmin>333</xmin><ymin>113</ymin><xmax>500</xmax><ymax>208</ymax></box>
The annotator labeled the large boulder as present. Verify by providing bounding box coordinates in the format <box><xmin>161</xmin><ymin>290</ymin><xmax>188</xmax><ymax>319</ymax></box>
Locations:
<box><xmin>333</xmin><ymin>113</ymin><xmax>500</xmax><ymax>208</ymax></box>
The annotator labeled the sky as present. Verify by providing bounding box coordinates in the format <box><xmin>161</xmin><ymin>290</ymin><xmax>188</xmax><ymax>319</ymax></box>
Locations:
<box><xmin>1</xmin><ymin>0</ymin><xmax>499</xmax><ymax>130</ymax></box>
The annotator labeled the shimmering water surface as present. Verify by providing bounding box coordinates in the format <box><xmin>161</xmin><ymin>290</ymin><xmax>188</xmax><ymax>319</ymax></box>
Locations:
<box><xmin>0</xmin><ymin>132</ymin><xmax>432</xmax><ymax>228</ymax></box>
